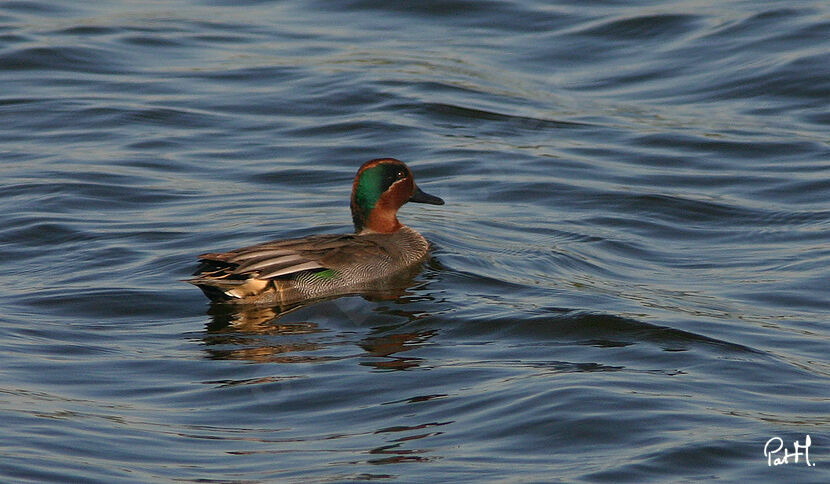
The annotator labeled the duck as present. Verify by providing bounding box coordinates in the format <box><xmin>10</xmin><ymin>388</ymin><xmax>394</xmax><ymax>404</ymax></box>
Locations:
<box><xmin>189</xmin><ymin>158</ymin><xmax>444</xmax><ymax>305</ymax></box>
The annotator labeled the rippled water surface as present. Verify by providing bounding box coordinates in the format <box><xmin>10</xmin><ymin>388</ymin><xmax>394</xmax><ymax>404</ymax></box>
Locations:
<box><xmin>2</xmin><ymin>0</ymin><xmax>830</xmax><ymax>482</ymax></box>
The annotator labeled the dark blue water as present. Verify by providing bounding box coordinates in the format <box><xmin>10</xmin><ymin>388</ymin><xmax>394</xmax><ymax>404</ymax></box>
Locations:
<box><xmin>2</xmin><ymin>0</ymin><xmax>829</xmax><ymax>482</ymax></box>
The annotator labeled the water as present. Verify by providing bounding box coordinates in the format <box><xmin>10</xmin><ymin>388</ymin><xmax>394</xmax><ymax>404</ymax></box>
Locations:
<box><xmin>1</xmin><ymin>0</ymin><xmax>829</xmax><ymax>481</ymax></box>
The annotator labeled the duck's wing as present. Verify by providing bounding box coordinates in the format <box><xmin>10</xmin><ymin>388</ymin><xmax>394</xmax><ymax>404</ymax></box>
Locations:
<box><xmin>194</xmin><ymin>233</ymin><xmax>389</xmax><ymax>280</ymax></box>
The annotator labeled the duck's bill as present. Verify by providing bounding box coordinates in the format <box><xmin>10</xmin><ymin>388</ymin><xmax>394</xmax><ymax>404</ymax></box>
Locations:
<box><xmin>409</xmin><ymin>186</ymin><xmax>444</xmax><ymax>205</ymax></box>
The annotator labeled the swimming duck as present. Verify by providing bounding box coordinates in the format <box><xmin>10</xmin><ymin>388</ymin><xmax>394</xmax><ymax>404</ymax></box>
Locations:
<box><xmin>189</xmin><ymin>158</ymin><xmax>444</xmax><ymax>305</ymax></box>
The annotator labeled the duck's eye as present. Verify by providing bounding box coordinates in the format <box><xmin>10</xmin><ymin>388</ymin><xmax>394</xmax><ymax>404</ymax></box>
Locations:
<box><xmin>396</xmin><ymin>170</ymin><xmax>406</xmax><ymax>179</ymax></box>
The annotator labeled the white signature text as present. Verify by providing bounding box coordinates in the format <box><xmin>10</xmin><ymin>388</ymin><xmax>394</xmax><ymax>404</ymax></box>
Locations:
<box><xmin>764</xmin><ymin>435</ymin><xmax>815</xmax><ymax>467</ymax></box>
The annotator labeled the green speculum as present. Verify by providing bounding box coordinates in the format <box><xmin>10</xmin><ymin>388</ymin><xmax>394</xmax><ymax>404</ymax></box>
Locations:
<box><xmin>312</xmin><ymin>268</ymin><xmax>338</xmax><ymax>280</ymax></box>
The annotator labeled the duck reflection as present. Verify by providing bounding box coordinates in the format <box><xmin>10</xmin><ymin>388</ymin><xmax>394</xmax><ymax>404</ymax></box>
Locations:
<box><xmin>358</xmin><ymin>330</ymin><xmax>437</xmax><ymax>371</ymax></box>
<box><xmin>201</xmin><ymin>269</ymin><xmax>439</xmax><ymax>367</ymax></box>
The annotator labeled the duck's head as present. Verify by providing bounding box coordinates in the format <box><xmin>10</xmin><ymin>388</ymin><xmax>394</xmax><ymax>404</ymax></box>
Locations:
<box><xmin>350</xmin><ymin>158</ymin><xmax>444</xmax><ymax>234</ymax></box>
